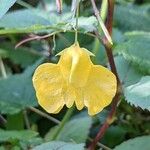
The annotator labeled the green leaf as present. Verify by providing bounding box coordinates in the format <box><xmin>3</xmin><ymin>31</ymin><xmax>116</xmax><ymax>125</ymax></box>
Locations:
<box><xmin>114</xmin><ymin>56</ymin><xmax>142</xmax><ymax>87</ymax></box>
<box><xmin>57</xmin><ymin>116</ymin><xmax>91</xmax><ymax>143</ymax></box>
<box><xmin>102</xmin><ymin>126</ymin><xmax>126</xmax><ymax>147</ymax></box>
<box><xmin>6</xmin><ymin>113</ymin><xmax>24</xmax><ymax>130</ymax></box>
<box><xmin>112</xmin><ymin>28</ymin><xmax>125</xmax><ymax>44</ymax></box>
<box><xmin>114</xmin><ymin>4</ymin><xmax>150</xmax><ymax>31</ymax></box>
<box><xmin>114</xmin><ymin>136</ymin><xmax>150</xmax><ymax>150</ymax></box>
<box><xmin>24</xmin><ymin>137</ymin><xmax>43</xmax><ymax>148</ymax></box>
<box><xmin>0</xmin><ymin>130</ymin><xmax>42</xmax><ymax>149</ymax></box>
<box><xmin>72</xmin><ymin>16</ymin><xmax>97</xmax><ymax>33</ymax></box>
<box><xmin>0</xmin><ymin>74</ymin><xmax>36</xmax><ymax>109</ymax></box>
<box><xmin>0</xmin><ymin>43</ymin><xmax>41</xmax><ymax>68</ymax></box>
<box><xmin>0</xmin><ymin>9</ymin><xmax>68</xmax><ymax>34</ymax></box>
<box><xmin>0</xmin><ymin>101</ymin><xmax>21</xmax><ymax>114</ymax></box>
<box><xmin>115</xmin><ymin>32</ymin><xmax>150</xmax><ymax>74</ymax></box>
<box><xmin>0</xmin><ymin>0</ymin><xmax>17</xmax><ymax>19</ymax></box>
<box><xmin>0</xmin><ymin>8</ymin><xmax>97</xmax><ymax>35</ymax></box>
<box><xmin>45</xmin><ymin>116</ymin><xmax>92</xmax><ymax>143</ymax></box>
<box><xmin>0</xmin><ymin>9</ymin><xmax>51</xmax><ymax>28</ymax></box>
<box><xmin>33</xmin><ymin>141</ymin><xmax>84</xmax><ymax>150</ymax></box>
<box><xmin>0</xmin><ymin>146</ymin><xmax>5</xmax><ymax>150</ymax></box>
<box><xmin>0</xmin><ymin>58</ymin><xmax>44</xmax><ymax>109</ymax></box>
<box><xmin>125</xmin><ymin>76</ymin><xmax>150</xmax><ymax>111</ymax></box>
<box><xmin>0</xmin><ymin>130</ymin><xmax>38</xmax><ymax>142</ymax></box>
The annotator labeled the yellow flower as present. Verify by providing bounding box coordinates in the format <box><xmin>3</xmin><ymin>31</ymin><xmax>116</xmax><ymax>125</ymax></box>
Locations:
<box><xmin>32</xmin><ymin>43</ymin><xmax>117</xmax><ymax>115</ymax></box>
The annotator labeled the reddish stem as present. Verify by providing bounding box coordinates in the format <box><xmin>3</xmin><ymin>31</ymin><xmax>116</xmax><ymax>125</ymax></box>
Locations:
<box><xmin>15</xmin><ymin>32</ymin><xmax>58</xmax><ymax>48</ymax></box>
<box><xmin>56</xmin><ymin>0</ymin><xmax>62</xmax><ymax>13</ymax></box>
<box><xmin>106</xmin><ymin>0</ymin><xmax>114</xmax><ymax>36</ymax></box>
<box><xmin>88</xmin><ymin>0</ymin><xmax>122</xmax><ymax>149</ymax></box>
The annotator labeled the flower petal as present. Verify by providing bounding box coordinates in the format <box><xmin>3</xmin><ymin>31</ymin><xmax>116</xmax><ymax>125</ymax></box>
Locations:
<box><xmin>64</xmin><ymin>85</ymin><xmax>84</xmax><ymax>110</ymax></box>
<box><xmin>69</xmin><ymin>47</ymin><xmax>92</xmax><ymax>87</ymax></box>
<box><xmin>58</xmin><ymin>44</ymin><xmax>93</xmax><ymax>87</ymax></box>
<box><xmin>74</xmin><ymin>88</ymin><xmax>84</xmax><ymax>110</ymax></box>
<box><xmin>37</xmin><ymin>91</ymin><xmax>64</xmax><ymax>113</ymax></box>
<box><xmin>64</xmin><ymin>85</ymin><xmax>76</xmax><ymax>108</ymax></box>
<box><xmin>57</xmin><ymin>47</ymin><xmax>72</xmax><ymax>82</ymax></box>
<box><xmin>84</xmin><ymin>65</ymin><xmax>117</xmax><ymax>115</ymax></box>
<box><xmin>32</xmin><ymin>63</ymin><xmax>65</xmax><ymax>113</ymax></box>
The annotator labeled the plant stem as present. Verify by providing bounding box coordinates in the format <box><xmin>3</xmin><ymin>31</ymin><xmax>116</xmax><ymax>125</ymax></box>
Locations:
<box><xmin>105</xmin><ymin>0</ymin><xmax>114</xmax><ymax>36</ymax></box>
<box><xmin>75</xmin><ymin>0</ymin><xmax>79</xmax><ymax>44</ymax></box>
<box><xmin>52</xmin><ymin>106</ymin><xmax>75</xmax><ymax>140</ymax></box>
<box><xmin>90</xmin><ymin>0</ymin><xmax>112</xmax><ymax>45</ymax></box>
<box><xmin>15</xmin><ymin>31</ymin><xmax>60</xmax><ymax>48</ymax></box>
<box><xmin>0</xmin><ymin>57</ymin><xmax>7</xmax><ymax>125</ymax></box>
<box><xmin>23</xmin><ymin>110</ymin><xmax>30</xmax><ymax>129</ymax></box>
<box><xmin>0</xmin><ymin>57</ymin><xmax>7</xmax><ymax>79</ymax></box>
<box><xmin>0</xmin><ymin>114</ymin><xmax>7</xmax><ymax>125</ymax></box>
<box><xmin>56</xmin><ymin>0</ymin><xmax>62</xmax><ymax>13</ymax></box>
<box><xmin>88</xmin><ymin>0</ymin><xmax>122</xmax><ymax>149</ymax></box>
<box><xmin>88</xmin><ymin>137</ymin><xmax>112</xmax><ymax>150</ymax></box>
<box><xmin>101</xmin><ymin>0</ymin><xmax>108</xmax><ymax>23</ymax></box>
<box><xmin>28</xmin><ymin>106</ymin><xmax>60</xmax><ymax>124</ymax></box>
<box><xmin>92</xmin><ymin>0</ymin><xmax>108</xmax><ymax>60</ymax></box>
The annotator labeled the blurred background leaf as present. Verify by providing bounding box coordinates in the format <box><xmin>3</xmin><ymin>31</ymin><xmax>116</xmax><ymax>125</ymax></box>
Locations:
<box><xmin>125</xmin><ymin>76</ymin><xmax>150</xmax><ymax>111</ymax></box>
<box><xmin>114</xmin><ymin>4</ymin><xmax>150</xmax><ymax>32</ymax></box>
<box><xmin>0</xmin><ymin>0</ymin><xmax>150</xmax><ymax>149</ymax></box>
<box><xmin>33</xmin><ymin>141</ymin><xmax>84</xmax><ymax>150</ymax></box>
<box><xmin>45</xmin><ymin>116</ymin><xmax>92</xmax><ymax>143</ymax></box>
<box><xmin>114</xmin><ymin>136</ymin><xmax>150</xmax><ymax>150</ymax></box>
<box><xmin>115</xmin><ymin>32</ymin><xmax>150</xmax><ymax>74</ymax></box>
<box><xmin>0</xmin><ymin>0</ymin><xmax>17</xmax><ymax>19</ymax></box>
<box><xmin>0</xmin><ymin>58</ymin><xmax>44</xmax><ymax>112</ymax></box>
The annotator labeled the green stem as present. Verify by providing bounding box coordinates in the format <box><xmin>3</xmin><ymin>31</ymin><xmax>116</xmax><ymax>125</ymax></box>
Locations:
<box><xmin>23</xmin><ymin>110</ymin><xmax>30</xmax><ymax>129</ymax></box>
<box><xmin>75</xmin><ymin>0</ymin><xmax>79</xmax><ymax>44</ymax></box>
<box><xmin>52</xmin><ymin>106</ymin><xmax>75</xmax><ymax>140</ymax></box>
<box><xmin>100</xmin><ymin>0</ymin><xmax>108</xmax><ymax>28</ymax></box>
<box><xmin>0</xmin><ymin>57</ymin><xmax>7</xmax><ymax>125</ymax></box>
<box><xmin>91</xmin><ymin>0</ymin><xmax>112</xmax><ymax>45</ymax></box>
<box><xmin>92</xmin><ymin>0</ymin><xmax>108</xmax><ymax>58</ymax></box>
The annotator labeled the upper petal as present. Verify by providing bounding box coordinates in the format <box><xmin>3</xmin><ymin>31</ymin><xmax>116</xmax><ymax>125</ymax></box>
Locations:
<box><xmin>58</xmin><ymin>43</ymin><xmax>94</xmax><ymax>87</ymax></box>
<box><xmin>57</xmin><ymin>47</ymin><xmax>72</xmax><ymax>82</ymax></box>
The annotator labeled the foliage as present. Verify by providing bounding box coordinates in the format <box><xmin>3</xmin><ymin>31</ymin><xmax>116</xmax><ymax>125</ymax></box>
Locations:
<box><xmin>115</xmin><ymin>32</ymin><xmax>150</xmax><ymax>74</ymax></box>
<box><xmin>0</xmin><ymin>0</ymin><xmax>17</xmax><ymax>19</ymax></box>
<box><xmin>0</xmin><ymin>58</ymin><xmax>44</xmax><ymax>113</ymax></box>
<box><xmin>0</xmin><ymin>0</ymin><xmax>149</xmax><ymax>150</ymax></box>
<box><xmin>33</xmin><ymin>141</ymin><xmax>84</xmax><ymax>150</ymax></box>
<box><xmin>45</xmin><ymin>116</ymin><xmax>92</xmax><ymax>143</ymax></box>
<box><xmin>114</xmin><ymin>136</ymin><xmax>150</xmax><ymax>150</ymax></box>
<box><xmin>125</xmin><ymin>76</ymin><xmax>150</xmax><ymax>111</ymax></box>
<box><xmin>0</xmin><ymin>130</ymin><xmax>42</xmax><ymax>149</ymax></box>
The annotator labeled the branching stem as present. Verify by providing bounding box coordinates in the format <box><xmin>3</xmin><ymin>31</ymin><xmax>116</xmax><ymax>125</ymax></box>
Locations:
<box><xmin>88</xmin><ymin>0</ymin><xmax>122</xmax><ymax>149</ymax></box>
<box><xmin>28</xmin><ymin>106</ymin><xmax>60</xmax><ymax>124</ymax></box>
<box><xmin>90</xmin><ymin>0</ymin><xmax>113</xmax><ymax>45</ymax></box>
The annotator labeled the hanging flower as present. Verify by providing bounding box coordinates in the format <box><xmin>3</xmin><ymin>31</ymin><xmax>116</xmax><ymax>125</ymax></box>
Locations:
<box><xmin>32</xmin><ymin>43</ymin><xmax>117</xmax><ymax>116</ymax></box>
